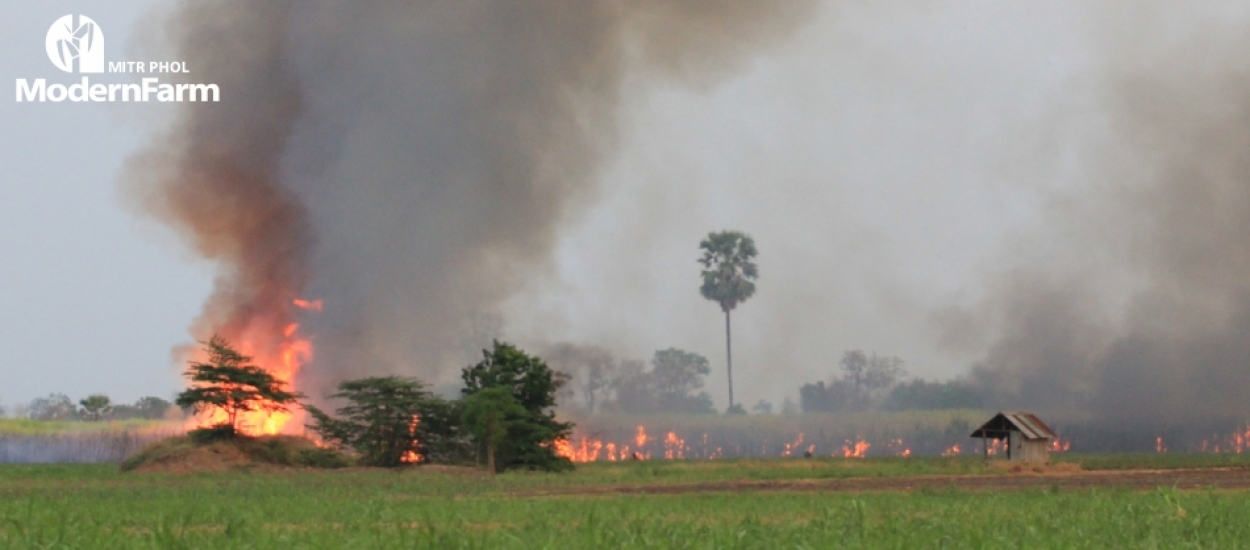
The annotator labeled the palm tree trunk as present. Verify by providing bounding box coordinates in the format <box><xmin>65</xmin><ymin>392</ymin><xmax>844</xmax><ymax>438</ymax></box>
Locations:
<box><xmin>725</xmin><ymin>309</ymin><xmax>734</xmax><ymax>409</ymax></box>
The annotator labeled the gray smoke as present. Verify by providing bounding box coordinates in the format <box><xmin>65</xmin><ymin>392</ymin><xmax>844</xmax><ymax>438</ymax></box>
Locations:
<box><xmin>123</xmin><ymin>0</ymin><xmax>817</xmax><ymax>397</ymax></box>
<box><xmin>957</xmin><ymin>5</ymin><xmax>1250</xmax><ymax>421</ymax></box>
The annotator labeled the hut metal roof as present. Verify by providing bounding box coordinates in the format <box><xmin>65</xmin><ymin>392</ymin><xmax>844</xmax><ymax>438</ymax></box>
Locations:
<box><xmin>969</xmin><ymin>412</ymin><xmax>1056</xmax><ymax>441</ymax></box>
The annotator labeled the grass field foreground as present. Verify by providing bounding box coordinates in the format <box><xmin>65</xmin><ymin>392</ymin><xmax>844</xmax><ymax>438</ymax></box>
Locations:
<box><xmin>3</xmin><ymin>457</ymin><xmax>1250</xmax><ymax>548</ymax></box>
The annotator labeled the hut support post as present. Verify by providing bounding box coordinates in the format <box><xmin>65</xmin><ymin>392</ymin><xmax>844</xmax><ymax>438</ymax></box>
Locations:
<box><xmin>982</xmin><ymin>435</ymin><xmax>987</xmax><ymax>458</ymax></box>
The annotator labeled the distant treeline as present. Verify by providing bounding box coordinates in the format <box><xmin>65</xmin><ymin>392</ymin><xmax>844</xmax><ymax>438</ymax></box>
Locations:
<box><xmin>548</xmin><ymin>345</ymin><xmax>988</xmax><ymax>417</ymax></box>
<box><xmin>1</xmin><ymin>394</ymin><xmax>177</xmax><ymax>422</ymax></box>
<box><xmin>799</xmin><ymin>351</ymin><xmax>986</xmax><ymax>413</ymax></box>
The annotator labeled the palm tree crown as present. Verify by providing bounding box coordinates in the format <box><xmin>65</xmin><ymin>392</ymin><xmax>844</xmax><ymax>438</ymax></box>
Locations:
<box><xmin>698</xmin><ymin>231</ymin><xmax>759</xmax><ymax>312</ymax></box>
<box><xmin>698</xmin><ymin>230</ymin><xmax>758</xmax><ymax>411</ymax></box>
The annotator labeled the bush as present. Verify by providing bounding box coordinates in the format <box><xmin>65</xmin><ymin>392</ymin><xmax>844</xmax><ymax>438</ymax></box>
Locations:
<box><xmin>462</xmin><ymin>341</ymin><xmax>573</xmax><ymax>472</ymax></box>
<box><xmin>307</xmin><ymin>376</ymin><xmax>468</xmax><ymax>467</ymax></box>
<box><xmin>188</xmin><ymin>424</ymin><xmax>237</xmax><ymax>444</ymax></box>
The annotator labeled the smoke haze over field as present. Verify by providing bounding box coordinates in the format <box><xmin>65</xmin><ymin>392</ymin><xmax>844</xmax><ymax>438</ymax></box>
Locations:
<box><xmin>111</xmin><ymin>1</ymin><xmax>1250</xmax><ymax>420</ymax></box>
<box><xmin>123</xmin><ymin>0</ymin><xmax>817</xmax><ymax>399</ymax></box>
<box><xmin>959</xmin><ymin>4</ymin><xmax>1250</xmax><ymax>420</ymax></box>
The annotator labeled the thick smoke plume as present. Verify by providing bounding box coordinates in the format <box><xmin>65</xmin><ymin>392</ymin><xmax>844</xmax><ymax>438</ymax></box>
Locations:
<box><xmin>124</xmin><ymin>1</ymin><xmax>816</xmax><ymax>399</ymax></box>
<box><xmin>960</xmin><ymin>8</ymin><xmax>1250</xmax><ymax>422</ymax></box>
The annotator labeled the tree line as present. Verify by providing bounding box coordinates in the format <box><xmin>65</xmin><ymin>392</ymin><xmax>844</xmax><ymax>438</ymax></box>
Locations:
<box><xmin>2</xmin><ymin>393</ymin><xmax>174</xmax><ymax>422</ymax></box>
<box><xmin>799</xmin><ymin>350</ymin><xmax>987</xmax><ymax>413</ymax></box>
<box><xmin>177</xmin><ymin>336</ymin><xmax>571</xmax><ymax>473</ymax></box>
<box><xmin>547</xmin><ymin>346</ymin><xmax>724</xmax><ymax>416</ymax></box>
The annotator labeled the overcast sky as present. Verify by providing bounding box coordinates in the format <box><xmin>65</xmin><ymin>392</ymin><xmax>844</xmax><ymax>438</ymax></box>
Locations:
<box><xmin>2</xmin><ymin>2</ymin><xmax>1243</xmax><ymax>411</ymax></box>
<box><xmin>1</xmin><ymin>1</ymin><xmax>212</xmax><ymax>408</ymax></box>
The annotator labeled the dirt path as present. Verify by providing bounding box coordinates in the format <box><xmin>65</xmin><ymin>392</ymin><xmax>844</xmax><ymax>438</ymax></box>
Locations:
<box><xmin>519</xmin><ymin>468</ymin><xmax>1250</xmax><ymax>497</ymax></box>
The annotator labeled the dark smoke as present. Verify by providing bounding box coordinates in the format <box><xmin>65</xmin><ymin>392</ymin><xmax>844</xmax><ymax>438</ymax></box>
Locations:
<box><xmin>959</xmin><ymin>13</ymin><xmax>1250</xmax><ymax>422</ymax></box>
<box><xmin>124</xmin><ymin>1</ymin><xmax>816</xmax><ymax>397</ymax></box>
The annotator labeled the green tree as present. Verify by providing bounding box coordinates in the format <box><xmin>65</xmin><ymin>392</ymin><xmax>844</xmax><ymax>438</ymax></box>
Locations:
<box><xmin>29</xmin><ymin>393</ymin><xmax>77</xmax><ymax>421</ymax></box>
<box><xmin>78</xmin><ymin>394</ymin><xmax>112</xmax><ymax>421</ymax></box>
<box><xmin>461</xmin><ymin>387</ymin><xmax>526</xmax><ymax>474</ymax></box>
<box><xmin>650</xmin><ymin>348</ymin><xmax>715</xmax><ymax>414</ymax></box>
<box><xmin>461</xmin><ymin>340</ymin><xmax>574</xmax><ymax>472</ymax></box>
<box><xmin>698</xmin><ymin>230</ymin><xmax>759</xmax><ymax>410</ymax></box>
<box><xmin>307</xmin><ymin>376</ymin><xmax>464</xmax><ymax>467</ymax></box>
<box><xmin>175</xmin><ymin>335</ymin><xmax>303</xmax><ymax>437</ymax></box>
<box><xmin>545</xmin><ymin>344</ymin><xmax>616</xmax><ymax>415</ymax></box>
<box><xmin>135</xmin><ymin>396</ymin><xmax>173</xmax><ymax>419</ymax></box>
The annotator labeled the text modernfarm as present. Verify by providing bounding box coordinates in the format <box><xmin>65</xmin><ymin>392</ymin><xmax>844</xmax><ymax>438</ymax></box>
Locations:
<box><xmin>16</xmin><ymin>77</ymin><xmax>219</xmax><ymax>102</ymax></box>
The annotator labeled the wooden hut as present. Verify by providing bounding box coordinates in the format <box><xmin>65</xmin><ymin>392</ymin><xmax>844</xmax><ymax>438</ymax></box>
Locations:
<box><xmin>969</xmin><ymin>412</ymin><xmax>1056</xmax><ymax>464</ymax></box>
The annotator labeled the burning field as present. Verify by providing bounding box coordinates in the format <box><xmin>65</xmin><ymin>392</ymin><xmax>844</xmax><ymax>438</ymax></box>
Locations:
<box><xmin>14</xmin><ymin>0</ymin><xmax>1250</xmax><ymax>544</ymax></box>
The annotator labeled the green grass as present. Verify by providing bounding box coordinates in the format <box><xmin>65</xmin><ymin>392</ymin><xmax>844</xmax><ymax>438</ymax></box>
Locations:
<box><xmin>1056</xmin><ymin>452</ymin><xmax>1250</xmax><ymax>471</ymax></box>
<box><xmin>530</xmin><ymin>456</ymin><xmax>996</xmax><ymax>487</ymax></box>
<box><xmin>2</xmin><ymin>457</ymin><xmax>1250</xmax><ymax>548</ymax></box>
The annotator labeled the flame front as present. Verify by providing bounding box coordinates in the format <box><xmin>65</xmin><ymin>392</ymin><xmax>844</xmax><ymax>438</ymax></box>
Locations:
<box><xmin>841</xmin><ymin>438</ymin><xmax>871</xmax><ymax>458</ymax></box>
<box><xmin>185</xmin><ymin>299</ymin><xmax>319</xmax><ymax>436</ymax></box>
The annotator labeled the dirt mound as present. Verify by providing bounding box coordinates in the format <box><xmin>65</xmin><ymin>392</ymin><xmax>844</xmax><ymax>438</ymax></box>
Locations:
<box><xmin>122</xmin><ymin>435</ymin><xmax>348</xmax><ymax>473</ymax></box>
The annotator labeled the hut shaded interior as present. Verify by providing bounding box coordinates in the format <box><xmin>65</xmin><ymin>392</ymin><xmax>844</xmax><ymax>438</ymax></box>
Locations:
<box><xmin>970</xmin><ymin>412</ymin><xmax>1056</xmax><ymax>462</ymax></box>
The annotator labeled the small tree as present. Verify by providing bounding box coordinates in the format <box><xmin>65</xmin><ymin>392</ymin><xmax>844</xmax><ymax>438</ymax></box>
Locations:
<box><xmin>175</xmin><ymin>335</ymin><xmax>303</xmax><ymax>437</ymax></box>
<box><xmin>698</xmin><ymin>230</ymin><xmax>759</xmax><ymax>411</ymax></box>
<box><xmin>545</xmin><ymin>344</ymin><xmax>616</xmax><ymax>414</ymax></box>
<box><xmin>78</xmin><ymin>394</ymin><xmax>112</xmax><ymax>421</ymax></box>
<box><xmin>29</xmin><ymin>393</ymin><xmax>77</xmax><ymax>421</ymax></box>
<box><xmin>751</xmin><ymin>399</ymin><xmax>773</xmax><ymax>414</ymax></box>
<box><xmin>462</xmin><ymin>341</ymin><xmax>574</xmax><ymax>472</ymax></box>
<box><xmin>307</xmin><ymin>376</ymin><xmax>464</xmax><ymax>467</ymax></box>
<box><xmin>461</xmin><ymin>387</ymin><xmax>526</xmax><ymax>474</ymax></box>
<box><xmin>650</xmin><ymin>348</ymin><xmax>715</xmax><ymax>414</ymax></box>
<box><xmin>605</xmin><ymin>350</ymin><xmax>715</xmax><ymax>415</ymax></box>
<box><xmin>134</xmin><ymin>396</ymin><xmax>173</xmax><ymax>419</ymax></box>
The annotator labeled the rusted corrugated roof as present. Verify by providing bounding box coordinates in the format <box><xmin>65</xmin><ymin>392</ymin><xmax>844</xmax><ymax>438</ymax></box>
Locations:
<box><xmin>970</xmin><ymin>412</ymin><xmax>1057</xmax><ymax>440</ymax></box>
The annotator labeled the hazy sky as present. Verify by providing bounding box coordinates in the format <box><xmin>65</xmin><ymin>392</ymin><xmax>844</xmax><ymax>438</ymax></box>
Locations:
<box><xmin>1</xmin><ymin>1</ymin><xmax>212</xmax><ymax>407</ymax></box>
<box><xmin>2</xmin><ymin>2</ymin><xmax>1244</xmax><ymax>411</ymax></box>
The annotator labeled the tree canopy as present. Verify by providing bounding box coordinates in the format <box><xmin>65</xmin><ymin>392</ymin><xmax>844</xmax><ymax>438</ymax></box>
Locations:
<box><xmin>800</xmin><ymin>350</ymin><xmax>908</xmax><ymax>412</ymax></box>
<box><xmin>607</xmin><ymin>349</ymin><xmax>715</xmax><ymax>415</ymax></box>
<box><xmin>175</xmin><ymin>335</ymin><xmax>303</xmax><ymax>437</ymax></box>
<box><xmin>78</xmin><ymin>394</ymin><xmax>112</xmax><ymax>422</ymax></box>
<box><xmin>307</xmin><ymin>376</ymin><xmax>464</xmax><ymax>467</ymax></box>
<box><xmin>461</xmin><ymin>387</ymin><xmax>527</xmax><ymax>474</ymax></box>
<box><xmin>698</xmin><ymin>231</ymin><xmax>759</xmax><ymax>313</ymax></box>
<box><xmin>462</xmin><ymin>341</ymin><xmax>573</xmax><ymax>472</ymax></box>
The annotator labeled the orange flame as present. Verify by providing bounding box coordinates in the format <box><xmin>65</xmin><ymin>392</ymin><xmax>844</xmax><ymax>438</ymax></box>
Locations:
<box><xmin>400</xmin><ymin>415</ymin><xmax>422</xmax><ymax>463</ymax></box>
<box><xmin>663</xmin><ymin>432</ymin><xmax>685</xmax><ymax>459</ymax></box>
<box><xmin>1049</xmin><ymin>438</ymin><xmax>1071</xmax><ymax>452</ymax></box>
<box><xmin>942</xmin><ymin>444</ymin><xmax>962</xmax><ymax>456</ymax></box>
<box><xmin>292</xmin><ymin>299</ymin><xmax>324</xmax><ymax>311</ymax></box>
<box><xmin>184</xmin><ymin>298</ymin><xmax>320</xmax><ymax>436</ymax></box>
<box><xmin>635</xmin><ymin>426</ymin><xmax>649</xmax><ymax>449</ymax></box>
<box><xmin>1195</xmin><ymin>426</ymin><xmax>1250</xmax><ymax>454</ymax></box>
<box><xmin>884</xmin><ymin>438</ymin><xmax>910</xmax><ymax>457</ymax></box>
<box><xmin>841</xmin><ymin>438</ymin><xmax>870</xmax><ymax>458</ymax></box>
<box><xmin>782</xmin><ymin>432</ymin><xmax>806</xmax><ymax>457</ymax></box>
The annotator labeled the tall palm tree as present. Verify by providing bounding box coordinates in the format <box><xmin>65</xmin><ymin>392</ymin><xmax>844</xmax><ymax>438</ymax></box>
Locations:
<box><xmin>698</xmin><ymin>231</ymin><xmax>758</xmax><ymax>410</ymax></box>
